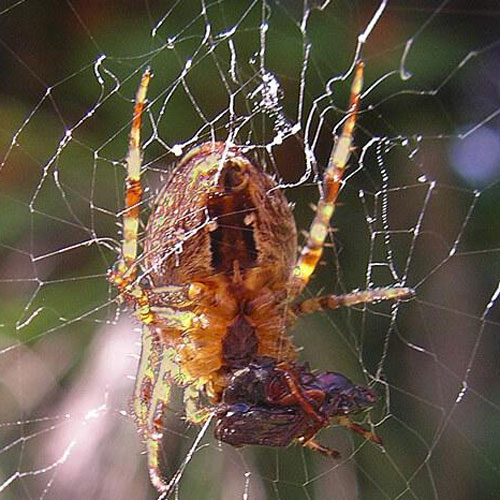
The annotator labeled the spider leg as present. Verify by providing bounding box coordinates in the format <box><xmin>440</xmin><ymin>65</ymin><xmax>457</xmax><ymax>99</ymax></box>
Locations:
<box><xmin>146</xmin><ymin>349</ymin><xmax>177</xmax><ymax>493</ymax></box>
<box><xmin>337</xmin><ymin>415</ymin><xmax>382</xmax><ymax>445</ymax></box>
<box><xmin>131</xmin><ymin>286</ymin><xmax>201</xmax><ymax>493</ymax></box>
<box><xmin>130</xmin><ymin>325</ymin><xmax>175</xmax><ymax>492</ymax></box>
<box><xmin>292</xmin><ymin>62</ymin><xmax>364</xmax><ymax>296</ymax></box>
<box><xmin>293</xmin><ymin>286</ymin><xmax>414</xmax><ymax>317</ymax></box>
<box><xmin>108</xmin><ymin>69</ymin><xmax>158</xmax><ymax>324</ymax></box>
<box><xmin>134</xmin><ymin>323</ymin><xmax>206</xmax><ymax>493</ymax></box>
<box><xmin>121</xmin><ymin>68</ymin><xmax>151</xmax><ymax>274</ymax></box>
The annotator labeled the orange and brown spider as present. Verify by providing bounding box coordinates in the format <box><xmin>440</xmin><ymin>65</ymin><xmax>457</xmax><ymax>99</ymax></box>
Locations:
<box><xmin>109</xmin><ymin>62</ymin><xmax>414</xmax><ymax>492</ymax></box>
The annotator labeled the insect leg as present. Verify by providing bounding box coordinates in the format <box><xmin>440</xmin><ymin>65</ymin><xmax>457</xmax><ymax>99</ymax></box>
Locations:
<box><xmin>292</xmin><ymin>62</ymin><xmax>364</xmax><ymax>296</ymax></box>
<box><xmin>302</xmin><ymin>438</ymin><xmax>340</xmax><ymax>458</ymax></box>
<box><xmin>337</xmin><ymin>415</ymin><xmax>382</xmax><ymax>445</ymax></box>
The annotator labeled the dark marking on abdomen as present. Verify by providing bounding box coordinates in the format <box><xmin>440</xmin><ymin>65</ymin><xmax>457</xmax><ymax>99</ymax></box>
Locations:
<box><xmin>222</xmin><ymin>314</ymin><xmax>258</xmax><ymax>367</ymax></box>
<box><xmin>207</xmin><ymin>191</ymin><xmax>257</xmax><ymax>273</ymax></box>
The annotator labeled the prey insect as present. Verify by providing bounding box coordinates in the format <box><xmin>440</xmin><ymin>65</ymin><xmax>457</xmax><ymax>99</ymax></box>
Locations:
<box><xmin>109</xmin><ymin>62</ymin><xmax>414</xmax><ymax>492</ymax></box>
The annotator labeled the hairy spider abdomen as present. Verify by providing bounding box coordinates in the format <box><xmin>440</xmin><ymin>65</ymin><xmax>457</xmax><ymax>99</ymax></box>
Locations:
<box><xmin>144</xmin><ymin>142</ymin><xmax>297</xmax><ymax>284</ymax></box>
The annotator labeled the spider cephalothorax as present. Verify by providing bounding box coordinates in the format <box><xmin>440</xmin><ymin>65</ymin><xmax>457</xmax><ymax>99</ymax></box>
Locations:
<box><xmin>109</xmin><ymin>62</ymin><xmax>414</xmax><ymax>492</ymax></box>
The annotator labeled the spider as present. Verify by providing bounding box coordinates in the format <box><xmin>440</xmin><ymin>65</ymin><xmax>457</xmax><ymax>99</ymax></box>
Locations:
<box><xmin>109</xmin><ymin>62</ymin><xmax>414</xmax><ymax>492</ymax></box>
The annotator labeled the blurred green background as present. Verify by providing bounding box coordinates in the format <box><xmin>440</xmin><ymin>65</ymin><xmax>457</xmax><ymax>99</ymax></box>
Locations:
<box><xmin>1</xmin><ymin>1</ymin><xmax>499</xmax><ymax>499</ymax></box>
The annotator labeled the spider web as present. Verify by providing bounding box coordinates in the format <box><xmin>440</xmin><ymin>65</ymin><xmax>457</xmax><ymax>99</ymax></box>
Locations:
<box><xmin>1</xmin><ymin>1</ymin><xmax>499</xmax><ymax>499</ymax></box>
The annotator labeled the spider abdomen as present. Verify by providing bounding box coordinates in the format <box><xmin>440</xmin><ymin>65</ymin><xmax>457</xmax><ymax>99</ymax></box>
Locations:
<box><xmin>144</xmin><ymin>142</ymin><xmax>297</xmax><ymax>284</ymax></box>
